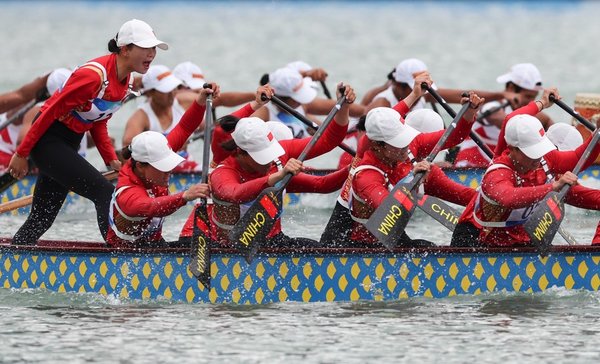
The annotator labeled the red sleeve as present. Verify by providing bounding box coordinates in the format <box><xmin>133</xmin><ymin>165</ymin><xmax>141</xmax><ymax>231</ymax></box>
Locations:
<box><xmin>89</xmin><ymin>121</ymin><xmax>117</xmax><ymax>164</ymax></box>
<box><xmin>280</xmin><ymin>120</ymin><xmax>347</xmax><ymax>160</ymax></box>
<box><xmin>494</xmin><ymin>101</ymin><xmax>539</xmax><ymax>157</ymax></box>
<box><xmin>287</xmin><ymin>167</ymin><xmax>349</xmax><ymax>193</ymax></box>
<box><xmin>565</xmin><ymin>185</ymin><xmax>600</xmax><ymax>210</ymax></box>
<box><xmin>544</xmin><ymin>134</ymin><xmax>600</xmax><ymax>175</ymax></box>
<box><xmin>392</xmin><ymin>100</ymin><xmax>410</xmax><ymax>118</ymax></box>
<box><xmin>353</xmin><ymin>169</ymin><xmax>389</xmax><ymax>208</ymax></box>
<box><xmin>423</xmin><ymin>165</ymin><xmax>476</xmax><ymax>206</ymax></box>
<box><xmin>17</xmin><ymin>67</ymin><xmax>102</xmax><ymax>157</ymax></box>
<box><xmin>481</xmin><ymin>168</ymin><xmax>553</xmax><ymax>208</ymax></box>
<box><xmin>210</xmin><ymin>165</ymin><xmax>270</xmax><ymax>203</ymax></box>
<box><xmin>356</xmin><ymin>135</ymin><xmax>370</xmax><ymax>158</ymax></box>
<box><xmin>117</xmin><ymin>188</ymin><xmax>187</xmax><ymax>217</ymax></box>
<box><xmin>231</xmin><ymin>103</ymin><xmax>254</xmax><ymax>119</ymax></box>
<box><xmin>412</xmin><ymin>114</ymin><xmax>474</xmax><ymax>160</ymax></box>
<box><xmin>167</xmin><ymin>101</ymin><xmax>206</xmax><ymax>152</ymax></box>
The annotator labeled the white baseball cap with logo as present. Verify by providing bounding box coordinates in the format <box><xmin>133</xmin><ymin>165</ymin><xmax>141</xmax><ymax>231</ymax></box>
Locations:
<box><xmin>232</xmin><ymin>117</ymin><xmax>285</xmax><ymax>165</ymax></box>
<box><xmin>173</xmin><ymin>61</ymin><xmax>206</xmax><ymax>90</ymax></box>
<box><xmin>366</xmin><ymin>107</ymin><xmax>420</xmax><ymax>148</ymax></box>
<box><xmin>46</xmin><ymin>68</ymin><xmax>72</xmax><ymax>95</ymax></box>
<box><xmin>496</xmin><ymin>63</ymin><xmax>543</xmax><ymax>91</ymax></box>
<box><xmin>405</xmin><ymin>109</ymin><xmax>444</xmax><ymax>133</ymax></box>
<box><xmin>131</xmin><ymin>131</ymin><xmax>184</xmax><ymax>172</ymax></box>
<box><xmin>116</xmin><ymin>19</ymin><xmax>168</xmax><ymax>50</ymax></box>
<box><xmin>142</xmin><ymin>65</ymin><xmax>182</xmax><ymax>93</ymax></box>
<box><xmin>266</xmin><ymin>121</ymin><xmax>294</xmax><ymax>141</ymax></box>
<box><xmin>546</xmin><ymin>123</ymin><xmax>583</xmax><ymax>151</ymax></box>
<box><xmin>504</xmin><ymin>114</ymin><xmax>556</xmax><ymax>159</ymax></box>
<box><xmin>269</xmin><ymin>67</ymin><xmax>317</xmax><ymax>104</ymax></box>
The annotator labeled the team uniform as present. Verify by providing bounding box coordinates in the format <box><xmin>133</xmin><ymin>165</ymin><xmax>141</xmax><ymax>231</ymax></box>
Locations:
<box><xmin>106</xmin><ymin>101</ymin><xmax>206</xmax><ymax>247</ymax></box>
<box><xmin>13</xmin><ymin>54</ymin><xmax>134</xmax><ymax>245</ymax></box>
<box><xmin>0</xmin><ymin>114</ymin><xmax>19</xmax><ymax>171</ymax></box>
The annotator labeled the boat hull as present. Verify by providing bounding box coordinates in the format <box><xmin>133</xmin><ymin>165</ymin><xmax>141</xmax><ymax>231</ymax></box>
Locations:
<box><xmin>2</xmin><ymin>241</ymin><xmax>600</xmax><ymax>303</ymax></box>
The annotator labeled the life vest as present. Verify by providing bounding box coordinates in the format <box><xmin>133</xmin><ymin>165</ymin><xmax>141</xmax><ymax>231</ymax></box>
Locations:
<box><xmin>211</xmin><ymin>158</ymin><xmax>285</xmax><ymax>231</ymax></box>
<box><xmin>473</xmin><ymin>159</ymin><xmax>551</xmax><ymax>228</ymax></box>
<box><xmin>108</xmin><ymin>186</ymin><xmax>164</xmax><ymax>242</ymax></box>
<box><xmin>71</xmin><ymin>61</ymin><xmax>137</xmax><ymax>124</ymax></box>
<box><xmin>265</xmin><ymin>102</ymin><xmax>313</xmax><ymax>138</ymax></box>
<box><xmin>348</xmin><ymin>165</ymin><xmax>394</xmax><ymax>224</ymax></box>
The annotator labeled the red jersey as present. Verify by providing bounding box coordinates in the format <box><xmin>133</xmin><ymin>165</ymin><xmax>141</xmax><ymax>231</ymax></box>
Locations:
<box><xmin>17</xmin><ymin>54</ymin><xmax>129</xmax><ymax>165</ymax></box>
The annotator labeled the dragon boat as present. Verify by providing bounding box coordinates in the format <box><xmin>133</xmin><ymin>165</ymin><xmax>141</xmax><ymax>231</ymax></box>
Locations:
<box><xmin>3</xmin><ymin>165</ymin><xmax>600</xmax><ymax>215</ymax></box>
<box><xmin>1</xmin><ymin>239</ymin><xmax>600</xmax><ymax>304</ymax></box>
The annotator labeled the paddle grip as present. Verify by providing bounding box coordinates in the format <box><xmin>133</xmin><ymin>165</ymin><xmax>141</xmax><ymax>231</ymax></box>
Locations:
<box><xmin>425</xmin><ymin>84</ymin><xmax>494</xmax><ymax>159</ymax></box>
<box><xmin>550</xmin><ymin>95</ymin><xmax>595</xmax><ymax>131</ymax></box>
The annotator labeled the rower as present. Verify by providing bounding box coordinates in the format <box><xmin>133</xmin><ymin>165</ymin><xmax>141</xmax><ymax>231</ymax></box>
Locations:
<box><xmin>106</xmin><ymin>85</ymin><xmax>218</xmax><ymax>247</ymax></box>
<box><xmin>9</xmin><ymin>19</ymin><xmax>168</xmax><ymax>245</ymax></box>
<box><xmin>451</xmin><ymin>87</ymin><xmax>600</xmax><ymax>247</ymax></box>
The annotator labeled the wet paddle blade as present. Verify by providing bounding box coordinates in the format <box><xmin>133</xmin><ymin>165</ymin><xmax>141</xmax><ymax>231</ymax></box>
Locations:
<box><xmin>188</xmin><ymin>202</ymin><xmax>212</xmax><ymax>288</ymax></box>
<box><xmin>229</xmin><ymin>187</ymin><xmax>282</xmax><ymax>263</ymax></box>
<box><xmin>524</xmin><ymin>192</ymin><xmax>564</xmax><ymax>256</ymax></box>
<box><xmin>416</xmin><ymin>195</ymin><xmax>460</xmax><ymax>232</ymax></box>
<box><xmin>365</xmin><ymin>184</ymin><xmax>418</xmax><ymax>250</ymax></box>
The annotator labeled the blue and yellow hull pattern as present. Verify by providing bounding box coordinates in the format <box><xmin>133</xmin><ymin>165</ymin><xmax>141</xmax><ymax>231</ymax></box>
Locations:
<box><xmin>3</xmin><ymin>166</ymin><xmax>600</xmax><ymax>215</ymax></box>
<box><xmin>2</xmin><ymin>243</ymin><xmax>600</xmax><ymax>303</ymax></box>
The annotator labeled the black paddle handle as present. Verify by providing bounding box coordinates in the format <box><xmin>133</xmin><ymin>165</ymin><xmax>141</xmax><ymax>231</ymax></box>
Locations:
<box><xmin>476</xmin><ymin>100</ymin><xmax>510</xmax><ymax>124</ymax></box>
<box><xmin>277</xmin><ymin>92</ymin><xmax>347</xmax><ymax>189</ymax></box>
<box><xmin>409</xmin><ymin>101</ymin><xmax>471</xmax><ymax>189</ymax></box>
<box><xmin>321</xmin><ymin>81</ymin><xmax>332</xmax><ymax>99</ymax></box>
<box><xmin>263</xmin><ymin>94</ymin><xmax>357</xmax><ymax>156</ymax></box>
<box><xmin>200</xmin><ymin>83</ymin><xmax>213</xmax><ymax>184</ymax></box>
<box><xmin>424</xmin><ymin>84</ymin><xmax>494</xmax><ymax>159</ymax></box>
<box><xmin>0</xmin><ymin>99</ymin><xmax>36</xmax><ymax>131</ymax></box>
<box><xmin>550</xmin><ymin>95</ymin><xmax>595</xmax><ymax>131</ymax></box>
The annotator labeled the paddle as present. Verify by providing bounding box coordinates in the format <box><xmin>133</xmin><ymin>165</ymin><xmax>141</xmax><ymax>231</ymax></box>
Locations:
<box><xmin>0</xmin><ymin>99</ymin><xmax>37</xmax><ymax>132</ymax></box>
<box><xmin>230</xmin><ymin>89</ymin><xmax>347</xmax><ymax>263</ymax></box>
<box><xmin>0</xmin><ymin>170</ymin><xmax>119</xmax><ymax>214</ymax></box>
<box><xmin>189</xmin><ymin>84</ymin><xmax>213</xmax><ymax>288</ymax></box>
<box><xmin>365</xmin><ymin>100</ymin><xmax>471</xmax><ymax>250</ymax></box>
<box><xmin>320</xmin><ymin>81</ymin><xmax>332</xmax><ymax>99</ymax></box>
<box><xmin>551</xmin><ymin>95</ymin><xmax>596</xmax><ymax>131</ymax></box>
<box><xmin>524</xmin><ymin>126</ymin><xmax>600</xmax><ymax>255</ymax></box>
<box><xmin>476</xmin><ymin>100</ymin><xmax>510</xmax><ymax>125</ymax></box>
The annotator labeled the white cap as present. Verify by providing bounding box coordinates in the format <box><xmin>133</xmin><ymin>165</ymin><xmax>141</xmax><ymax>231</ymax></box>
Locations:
<box><xmin>142</xmin><ymin>65</ymin><xmax>182</xmax><ymax>93</ymax></box>
<box><xmin>269</xmin><ymin>67</ymin><xmax>317</xmax><ymax>104</ymax></box>
<box><xmin>392</xmin><ymin>58</ymin><xmax>436</xmax><ymax>90</ymax></box>
<box><xmin>546</xmin><ymin>123</ymin><xmax>583</xmax><ymax>151</ymax></box>
<box><xmin>286</xmin><ymin>61</ymin><xmax>312</xmax><ymax>73</ymax></box>
<box><xmin>505</xmin><ymin>114</ymin><xmax>556</xmax><ymax>159</ymax></box>
<box><xmin>116</xmin><ymin>19</ymin><xmax>168</xmax><ymax>50</ymax></box>
<box><xmin>131</xmin><ymin>131</ymin><xmax>184</xmax><ymax>172</ymax></box>
<box><xmin>366</xmin><ymin>107</ymin><xmax>420</xmax><ymax>148</ymax></box>
<box><xmin>232</xmin><ymin>117</ymin><xmax>285</xmax><ymax>165</ymax></box>
<box><xmin>173</xmin><ymin>61</ymin><xmax>205</xmax><ymax>90</ymax></box>
<box><xmin>405</xmin><ymin>109</ymin><xmax>444</xmax><ymax>133</ymax></box>
<box><xmin>266</xmin><ymin>121</ymin><xmax>294</xmax><ymax>141</ymax></box>
<box><xmin>496</xmin><ymin>63</ymin><xmax>543</xmax><ymax>91</ymax></box>
<box><xmin>46</xmin><ymin>68</ymin><xmax>72</xmax><ymax>95</ymax></box>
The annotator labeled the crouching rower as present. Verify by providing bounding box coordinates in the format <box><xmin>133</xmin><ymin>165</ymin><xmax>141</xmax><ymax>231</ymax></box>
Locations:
<box><xmin>106</xmin><ymin>84</ymin><xmax>219</xmax><ymax>247</ymax></box>
<box><xmin>337</xmin><ymin>91</ymin><xmax>483</xmax><ymax>248</ymax></box>
<box><xmin>451</xmin><ymin>89</ymin><xmax>600</xmax><ymax>247</ymax></box>
<box><xmin>183</xmin><ymin>85</ymin><xmax>355</xmax><ymax>248</ymax></box>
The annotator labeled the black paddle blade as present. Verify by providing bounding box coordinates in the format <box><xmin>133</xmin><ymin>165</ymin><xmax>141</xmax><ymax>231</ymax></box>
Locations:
<box><xmin>229</xmin><ymin>188</ymin><xmax>282</xmax><ymax>263</ymax></box>
<box><xmin>365</xmin><ymin>184</ymin><xmax>418</xmax><ymax>251</ymax></box>
<box><xmin>189</xmin><ymin>203</ymin><xmax>212</xmax><ymax>289</ymax></box>
<box><xmin>417</xmin><ymin>195</ymin><xmax>460</xmax><ymax>232</ymax></box>
<box><xmin>524</xmin><ymin>192</ymin><xmax>565</xmax><ymax>256</ymax></box>
<box><xmin>0</xmin><ymin>173</ymin><xmax>17</xmax><ymax>193</ymax></box>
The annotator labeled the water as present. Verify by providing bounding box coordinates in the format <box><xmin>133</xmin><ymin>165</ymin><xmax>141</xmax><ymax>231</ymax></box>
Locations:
<box><xmin>3</xmin><ymin>1</ymin><xmax>600</xmax><ymax>362</ymax></box>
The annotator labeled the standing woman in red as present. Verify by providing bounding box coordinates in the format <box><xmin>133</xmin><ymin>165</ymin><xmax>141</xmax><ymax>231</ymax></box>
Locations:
<box><xmin>8</xmin><ymin>19</ymin><xmax>168</xmax><ymax>245</ymax></box>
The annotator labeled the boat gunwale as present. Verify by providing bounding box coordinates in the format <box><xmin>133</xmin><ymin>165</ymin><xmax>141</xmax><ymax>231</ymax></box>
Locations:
<box><xmin>2</xmin><ymin>238</ymin><xmax>600</xmax><ymax>256</ymax></box>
